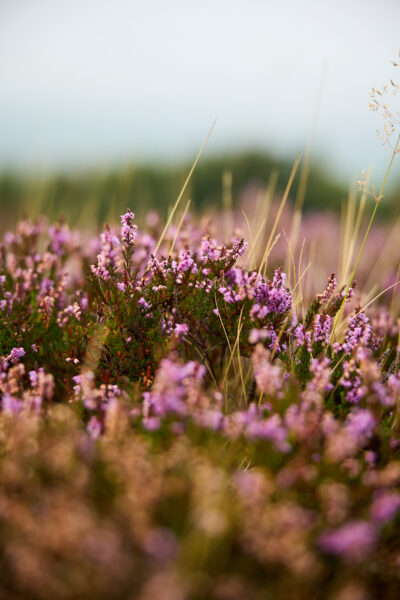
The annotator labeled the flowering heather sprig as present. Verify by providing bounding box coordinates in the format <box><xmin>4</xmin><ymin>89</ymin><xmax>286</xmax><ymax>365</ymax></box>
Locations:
<box><xmin>57</xmin><ymin>300</ymin><xmax>83</xmax><ymax>326</ymax></box>
<box><xmin>120</xmin><ymin>209</ymin><xmax>137</xmax><ymax>245</ymax></box>
<box><xmin>243</xmin><ymin>412</ymin><xmax>290</xmax><ymax>452</ymax></box>
<box><xmin>251</xmin><ymin>344</ymin><xmax>282</xmax><ymax>397</ymax></box>
<box><xmin>308</xmin><ymin>357</ymin><xmax>333</xmax><ymax>395</ymax></box>
<box><xmin>293</xmin><ymin>323</ymin><xmax>305</xmax><ymax>348</ymax></box>
<box><xmin>48</xmin><ymin>223</ymin><xmax>80</xmax><ymax>257</ymax></box>
<box><xmin>8</xmin><ymin>347</ymin><xmax>25</xmax><ymax>364</ymax></box>
<box><xmin>341</xmin><ymin>310</ymin><xmax>371</xmax><ymax>354</ymax></box>
<box><xmin>314</xmin><ymin>314</ymin><xmax>332</xmax><ymax>344</ymax></box>
<box><xmin>250</xmin><ymin>269</ymin><xmax>292</xmax><ymax>319</ymax></box>
<box><xmin>91</xmin><ymin>228</ymin><xmax>121</xmax><ymax>280</ymax></box>
<box><xmin>325</xmin><ymin>408</ymin><xmax>376</xmax><ymax>463</ymax></box>
<box><xmin>340</xmin><ymin>357</ymin><xmax>364</xmax><ymax>404</ymax></box>
<box><xmin>176</xmin><ymin>251</ymin><xmax>198</xmax><ymax>276</ymax></box>
<box><xmin>142</xmin><ymin>355</ymin><xmax>206</xmax><ymax>424</ymax></box>
<box><xmin>72</xmin><ymin>369</ymin><xmax>122</xmax><ymax>436</ymax></box>
<box><xmin>346</xmin><ymin>408</ymin><xmax>376</xmax><ymax>441</ymax></box>
<box><xmin>316</xmin><ymin>273</ymin><xmax>337</xmax><ymax>304</ymax></box>
<box><xmin>199</xmin><ymin>236</ymin><xmax>247</xmax><ymax>265</ymax></box>
<box><xmin>173</xmin><ymin>323</ymin><xmax>189</xmax><ymax>340</ymax></box>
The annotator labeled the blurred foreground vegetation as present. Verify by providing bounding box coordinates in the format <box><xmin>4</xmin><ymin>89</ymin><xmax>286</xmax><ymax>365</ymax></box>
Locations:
<box><xmin>1</xmin><ymin>151</ymin><xmax>398</xmax><ymax>230</ymax></box>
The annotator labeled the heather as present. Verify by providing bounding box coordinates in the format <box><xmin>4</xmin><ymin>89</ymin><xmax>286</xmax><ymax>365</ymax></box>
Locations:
<box><xmin>0</xmin><ymin>186</ymin><xmax>399</xmax><ymax>600</ymax></box>
<box><xmin>1</xmin><ymin>53</ymin><xmax>400</xmax><ymax>600</ymax></box>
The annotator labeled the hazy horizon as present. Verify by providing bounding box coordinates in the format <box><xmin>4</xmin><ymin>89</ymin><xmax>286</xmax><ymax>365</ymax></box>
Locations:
<box><xmin>1</xmin><ymin>0</ymin><xmax>400</xmax><ymax>186</ymax></box>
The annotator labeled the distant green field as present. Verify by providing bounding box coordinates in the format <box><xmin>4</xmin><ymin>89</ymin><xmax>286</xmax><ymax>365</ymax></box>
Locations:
<box><xmin>3</xmin><ymin>151</ymin><xmax>397</xmax><ymax>230</ymax></box>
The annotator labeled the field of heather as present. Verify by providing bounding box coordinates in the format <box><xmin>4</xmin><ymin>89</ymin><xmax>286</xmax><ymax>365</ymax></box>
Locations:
<box><xmin>1</xmin><ymin>4</ymin><xmax>400</xmax><ymax>592</ymax></box>
<box><xmin>1</xmin><ymin>149</ymin><xmax>400</xmax><ymax>599</ymax></box>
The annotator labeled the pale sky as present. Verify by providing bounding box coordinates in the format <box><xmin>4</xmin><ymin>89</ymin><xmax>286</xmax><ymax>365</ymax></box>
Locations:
<box><xmin>0</xmin><ymin>0</ymin><xmax>399</xmax><ymax>183</ymax></box>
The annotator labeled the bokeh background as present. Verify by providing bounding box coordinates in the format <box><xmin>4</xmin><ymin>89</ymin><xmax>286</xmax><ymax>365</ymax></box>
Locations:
<box><xmin>0</xmin><ymin>0</ymin><xmax>399</xmax><ymax>227</ymax></box>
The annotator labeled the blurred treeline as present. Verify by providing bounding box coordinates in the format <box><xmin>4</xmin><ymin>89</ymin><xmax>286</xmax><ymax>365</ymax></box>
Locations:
<box><xmin>0</xmin><ymin>151</ymin><xmax>398</xmax><ymax>230</ymax></box>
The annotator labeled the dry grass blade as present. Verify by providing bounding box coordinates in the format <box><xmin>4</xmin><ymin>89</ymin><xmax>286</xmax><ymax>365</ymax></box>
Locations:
<box><xmin>222</xmin><ymin>306</ymin><xmax>244</xmax><ymax>387</ymax></box>
<box><xmin>341</xmin><ymin>170</ymin><xmax>370</xmax><ymax>284</ymax></box>
<box><xmin>169</xmin><ymin>198</ymin><xmax>191</xmax><ymax>255</ymax></box>
<box><xmin>259</xmin><ymin>153</ymin><xmax>302</xmax><ymax>277</ymax></box>
<box><xmin>331</xmin><ymin>130</ymin><xmax>400</xmax><ymax>342</ymax></box>
<box><xmin>154</xmin><ymin>119</ymin><xmax>216</xmax><ymax>257</ymax></box>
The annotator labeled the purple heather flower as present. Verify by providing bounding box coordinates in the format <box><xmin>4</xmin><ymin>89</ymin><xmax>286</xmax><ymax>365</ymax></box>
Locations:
<box><xmin>8</xmin><ymin>347</ymin><xmax>25</xmax><ymax>364</ymax></box>
<box><xmin>177</xmin><ymin>251</ymin><xmax>198</xmax><ymax>274</ymax></box>
<box><xmin>138</xmin><ymin>297</ymin><xmax>151</xmax><ymax>310</ymax></box>
<box><xmin>48</xmin><ymin>223</ymin><xmax>79</xmax><ymax>256</ymax></box>
<box><xmin>29</xmin><ymin>370</ymin><xmax>38</xmax><ymax>388</ymax></box>
<box><xmin>340</xmin><ymin>358</ymin><xmax>365</xmax><ymax>404</ymax></box>
<box><xmin>342</xmin><ymin>311</ymin><xmax>371</xmax><ymax>354</ymax></box>
<box><xmin>2</xmin><ymin>394</ymin><xmax>22</xmax><ymax>414</ymax></box>
<box><xmin>87</xmin><ymin>416</ymin><xmax>103</xmax><ymax>439</ymax></box>
<box><xmin>346</xmin><ymin>408</ymin><xmax>375</xmax><ymax>441</ymax></box>
<box><xmin>308</xmin><ymin>357</ymin><xmax>333</xmax><ymax>394</ymax></box>
<box><xmin>142</xmin><ymin>356</ymin><xmax>206</xmax><ymax>420</ymax></box>
<box><xmin>233</xmin><ymin>469</ymin><xmax>268</xmax><ymax>502</ymax></box>
<box><xmin>245</xmin><ymin>414</ymin><xmax>290</xmax><ymax>453</ymax></box>
<box><xmin>317</xmin><ymin>273</ymin><xmax>337</xmax><ymax>304</ymax></box>
<box><xmin>318</xmin><ymin>520</ymin><xmax>377</xmax><ymax>562</ymax></box>
<box><xmin>142</xmin><ymin>416</ymin><xmax>162</xmax><ymax>431</ymax></box>
<box><xmin>251</xmin><ymin>345</ymin><xmax>282</xmax><ymax>396</ymax></box>
<box><xmin>249</xmin><ymin>329</ymin><xmax>268</xmax><ymax>344</ymax></box>
<box><xmin>293</xmin><ymin>323</ymin><xmax>305</xmax><ymax>347</ymax></box>
<box><xmin>174</xmin><ymin>323</ymin><xmax>189</xmax><ymax>340</ymax></box>
<box><xmin>364</xmin><ymin>450</ymin><xmax>377</xmax><ymax>467</ymax></box>
<box><xmin>193</xmin><ymin>408</ymin><xmax>223</xmax><ymax>431</ymax></box>
<box><xmin>314</xmin><ymin>314</ymin><xmax>332</xmax><ymax>344</ymax></box>
<box><xmin>370</xmin><ymin>491</ymin><xmax>400</xmax><ymax>524</ymax></box>
<box><xmin>252</xmin><ymin>270</ymin><xmax>292</xmax><ymax>320</ymax></box>
<box><xmin>120</xmin><ymin>209</ymin><xmax>137</xmax><ymax>245</ymax></box>
<box><xmin>91</xmin><ymin>229</ymin><xmax>121</xmax><ymax>280</ymax></box>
